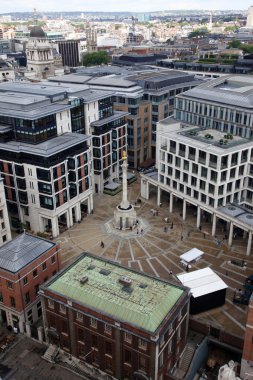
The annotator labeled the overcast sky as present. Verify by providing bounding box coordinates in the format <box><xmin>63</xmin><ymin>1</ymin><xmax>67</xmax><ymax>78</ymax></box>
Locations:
<box><xmin>0</xmin><ymin>0</ymin><xmax>251</xmax><ymax>13</ymax></box>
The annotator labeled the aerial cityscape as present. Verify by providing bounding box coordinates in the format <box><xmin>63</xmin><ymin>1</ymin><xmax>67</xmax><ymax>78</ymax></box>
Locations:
<box><xmin>0</xmin><ymin>3</ymin><xmax>253</xmax><ymax>380</ymax></box>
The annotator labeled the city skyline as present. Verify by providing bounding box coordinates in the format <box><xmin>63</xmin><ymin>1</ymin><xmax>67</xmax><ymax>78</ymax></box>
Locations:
<box><xmin>0</xmin><ymin>0</ymin><xmax>251</xmax><ymax>14</ymax></box>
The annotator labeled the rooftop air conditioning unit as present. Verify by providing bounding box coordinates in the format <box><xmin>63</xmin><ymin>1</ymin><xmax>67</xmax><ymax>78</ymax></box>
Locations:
<box><xmin>119</xmin><ymin>276</ymin><xmax>132</xmax><ymax>286</ymax></box>
<box><xmin>80</xmin><ymin>276</ymin><xmax>88</xmax><ymax>285</ymax></box>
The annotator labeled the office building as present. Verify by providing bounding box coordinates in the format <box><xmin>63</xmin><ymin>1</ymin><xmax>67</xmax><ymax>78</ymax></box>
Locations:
<box><xmin>141</xmin><ymin>75</ymin><xmax>253</xmax><ymax>256</ymax></box>
<box><xmin>0</xmin><ymin>178</ymin><xmax>11</xmax><ymax>245</ymax></box>
<box><xmin>40</xmin><ymin>253</ymin><xmax>190</xmax><ymax>380</ymax></box>
<box><xmin>247</xmin><ymin>6</ymin><xmax>253</xmax><ymax>28</ymax></box>
<box><xmin>0</xmin><ymin>232</ymin><xmax>61</xmax><ymax>329</ymax></box>
<box><xmin>57</xmin><ymin>40</ymin><xmax>80</xmax><ymax>67</ymax></box>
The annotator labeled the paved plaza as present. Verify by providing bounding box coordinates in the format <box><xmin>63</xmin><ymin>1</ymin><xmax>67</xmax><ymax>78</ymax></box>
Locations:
<box><xmin>56</xmin><ymin>174</ymin><xmax>253</xmax><ymax>337</ymax></box>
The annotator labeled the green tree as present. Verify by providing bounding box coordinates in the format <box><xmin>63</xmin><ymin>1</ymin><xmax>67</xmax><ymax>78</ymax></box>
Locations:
<box><xmin>188</xmin><ymin>28</ymin><xmax>209</xmax><ymax>38</ymax></box>
<box><xmin>81</xmin><ymin>51</ymin><xmax>111</xmax><ymax>67</ymax></box>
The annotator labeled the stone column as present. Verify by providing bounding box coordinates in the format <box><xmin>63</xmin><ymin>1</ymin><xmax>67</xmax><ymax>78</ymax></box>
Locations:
<box><xmin>196</xmin><ymin>206</ymin><xmax>201</xmax><ymax>229</ymax></box>
<box><xmin>169</xmin><ymin>193</ymin><xmax>173</xmax><ymax>213</ymax></box>
<box><xmin>69</xmin><ymin>209</ymin><xmax>73</xmax><ymax>227</ymax></box>
<box><xmin>75</xmin><ymin>203</ymin><xmax>81</xmax><ymax>222</ymax></box>
<box><xmin>89</xmin><ymin>194</ymin><xmax>94</xmax><ymax>214</ymax></box>
<box><xmin>25</xmin><ymin>322</ymin><xmax>31</xmax><ymax>338</ymax></box>
<box><xmin>212</xmin><ymin>214</ymin><xmax>216</xmax><ymax>236</ymax></box>
<box><xmin>19</xmin><ymin>320</ymin><xmax>24</xmax><ymax>334</ymax></box>
<box><xmin>38</xmin><ymin>326</ymin><xmax>44</xmax><ymax>343</ymax></box>
<box><xmin>182</xmin><ymin>199</ymin><xmax>187</xmax><ymax>221</ymax></box>
<box><xmin>66</xmin><ymin>211</ymin><xmax>71</xmax><ymax>228</ymax></box>
<box><xmin>157</xmin><ymin>187</ymin><xmax>161</xmax><ymax>207</ymax></box>
<box><xmin>51</xmin><ymin>217</ymin><xmax>59</xmax><ymax>238</ymax></box>
<box><xmin>247</xmin><ymin>232</ymin><xmax>252</xmax><ymax>256</ymax></box>
<box><xmin>228</xmin><ymin>222</ymin><xmax>234</xmax><ymax>247</ymax></box>
<box><xmin>120</xmin><ymin>160</ymin><xmax>129</xmax><ymax>209</ymax></box>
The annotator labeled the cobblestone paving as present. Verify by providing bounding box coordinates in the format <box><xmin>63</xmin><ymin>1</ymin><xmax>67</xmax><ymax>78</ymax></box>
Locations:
<box><xmin>56</xmin><ymin>175</ymin><xmax>253</xmax><ymax>337</ymax></box>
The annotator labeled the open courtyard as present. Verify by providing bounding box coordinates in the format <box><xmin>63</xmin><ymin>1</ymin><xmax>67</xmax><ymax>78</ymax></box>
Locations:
<box><xmin>56</xmin><ymin>174</ymin><xmax>253</xmax><ymax>338</ymax></box>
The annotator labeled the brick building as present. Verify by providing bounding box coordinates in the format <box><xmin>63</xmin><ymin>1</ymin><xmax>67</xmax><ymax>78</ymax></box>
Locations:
<box><xmin>241</xmin><ymin>294</ymin><xmax>253</xmax><ymax>378</ymax></box>
<box><xmin>0</xmin><ymin>232</ymin><xmax>61</xmax><ymax>330</ymax></box>
<box><xmin>40</xmin><ymin>253</ymin><xmax>190</xmax><ymax>380</ymax></box>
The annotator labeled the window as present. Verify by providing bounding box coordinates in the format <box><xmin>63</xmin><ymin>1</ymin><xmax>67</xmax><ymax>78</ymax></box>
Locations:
<box><xmin>124</xmin><ymin>349</ymin><xmax>132</xmax><ymax>364</ymax></box>
<box><xmin>76</xmin><ymin>312</ymin><xmax>83</xmax><ymax>321</ymax></box>
<box><xmin>90</xmin><ymin>317</ymin><xmax>97</xmax><ymax>328</ymax></box>
<box><xmin>10</xmin><ymin>296</ymin><xmax>16</xmax><ymax>308</ymax></box>
<box><xmin>3</xmin><ymin>235</ymin><xmax>7</xmax><ymax>242</ymax></box>
<box><xmin>48</xmin><ymin>299</ymin><xmax>54</xmax><ymax>309</ymax></box>
<box><xmin>91</xmin><ymin>334</ymin><xmax>98</xmax><ymax>347</ymax></box>
<box><xmin>138</xmin><ymin>339</ymin><xmax>147</xmax><ymax>350</ymax></box>
<box><xmin>159</xmin><ymin>352</ymin><xmax>164</xmax><ymax>368</ymax></box>
<box><xmin>160</xmin><ymin>335</ymin><xmax>165</xmax><ymax>347</ymax></box>
<box><xmin>105</xmin><ymin>324</ymin><xmax>112</xmax><ymax>334</ymax></box>
<box><xmin>60</xmin><ymin>304</ymin><xmax>66</xmax><ymax>314</ymax></box>
<box><xmin>35</xmin><ymin>284</ymin><xmax>39</xmax><ymax>295</ymax></box>
<box><xmin>105</xmin><ymin>341</ymin><xmax>112</xmax><ymax>356</ymax></box>
<box><xmin>25</xmin><ymin>292</ymin><xmax>30</xmax><ymax>305</ymax></box>
<box><xmin>124</xmin><ymin>332</ymin><xmax>132</xmax><ymax>344</ymax></box>
<box><xmin>51</xmin><ymin>256</ymin><xmax>56</xmax><ymax>264</ymax></box>
<box><xmin>139</xmin><ymin>356</ymin><xmax>147</xmax><ymax>371</ymax></box>
<box><xmin>23</xmin><ymin>276</ymin><xmax>28</xmax><ymax>285</ymax></box>
<box><xmin>7</xmin><ymin>281</ymin><xmax>13</xmax><ymax>289</ymax></box>
<box><xmin>42</xmin><ymin>262</ymin><xmax>47</xmax><ymax>271</ymax></box>
<box><xmin>33</xmin><ymin>269</ymin><xmax>38</xmax><ymax>277</ymax></box>
<box><xmin>0</xmin><ymin>292</ymin><xmax>3</xmax><ymax>302</ymax></box>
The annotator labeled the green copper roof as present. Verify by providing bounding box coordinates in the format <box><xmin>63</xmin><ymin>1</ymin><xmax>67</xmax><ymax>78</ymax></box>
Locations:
<box><xmin>48</xmin><ymin>255</ymin><xmax>185</xmax><ymax>334</ymax></box>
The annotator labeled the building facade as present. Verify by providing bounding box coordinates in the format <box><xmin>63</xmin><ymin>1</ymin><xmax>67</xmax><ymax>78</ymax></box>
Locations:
<box><xmin>57</xmin><ymin>40</ymin><xmax>80</xmax><ymax>67</ymax></box>
<box><xmin>141</xmin><ymin>75</ymin><xmax>253</xmax><ymax>256</ymax></box>
<box><xmin>40</xmin><ymin>253</ymin><xmax>190</xmax><ymax>380</ymax></box>
<box><xmin>0</xmin><ymin>233</ymin><xmax>61</xmax><ymax>329</ymax></box>
<box><xmin>0</xmin><ymin>178</ymin><xmax>11</xmax><ymax>245</ymax></box>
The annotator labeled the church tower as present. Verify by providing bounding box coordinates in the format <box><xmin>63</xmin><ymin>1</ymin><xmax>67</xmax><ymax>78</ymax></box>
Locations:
<box><xmin>26</xmin><ymin>26</ymin><xmax>55</xmax><ymax>79</ymax></box>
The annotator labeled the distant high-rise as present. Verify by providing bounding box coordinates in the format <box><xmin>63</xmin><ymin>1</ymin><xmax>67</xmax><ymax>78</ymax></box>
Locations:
<box><xmin>246</xmin><ymin>5</ymin><xmax>253</xmax><ymax>27</ymax></box>
<box><xmin>57</xmin><ymin>40</ymin><xmax>80</xmax><ymax>67</ymax></box>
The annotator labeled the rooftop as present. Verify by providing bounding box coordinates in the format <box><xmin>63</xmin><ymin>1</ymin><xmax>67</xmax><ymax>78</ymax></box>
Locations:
<box><xmin>0</xmin><ymin>132</ymin><xmax>90</xmax><ymax>156</ymax></box>
<box><xmin>159</xmin><ymin>121</ymin><xmax>253</xmax><ymax>155</ymax></box>
<box><xmin>181</xmin><ymin>74</ymin><xmax>253</xmax><ymax>109</ymax></box>
<box><xmin>0</xmin><ymin>233</ymin><xmax>55</xmax><ymax>273</ymax></box>
<box><xmin>46</xmin><ymin>254</ymin><xmax>187</xmax><ymax>334</ymax></box>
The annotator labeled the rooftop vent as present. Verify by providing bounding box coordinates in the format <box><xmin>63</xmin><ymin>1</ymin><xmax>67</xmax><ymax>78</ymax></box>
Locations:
<box><xmin>87</xmin><ymin>264</ymin><xmax>95</xmax><ymax>270</ymax></box>
<box><xmin>139</xmin><ymin>283</ymin><xmax>147</xmax><ymax>289</ymax></box>
<box><xmin>119</xmin><ymin>276</ymin><xmax>132</xmax><ymax>287</ymax></box>
<box><xmin>79</xmin><ymin>276</ymin><xmax>88</xmax><ymax>285</ymax></box>
<box><xmin>122</xmin><ymin>286</ymin><xmax>133</xmax><ymax>294</ymax></box>
<box><xmin>99</xmin><ymin>269</ymin><xmax>111</xmax><ymax>276</ymax></box>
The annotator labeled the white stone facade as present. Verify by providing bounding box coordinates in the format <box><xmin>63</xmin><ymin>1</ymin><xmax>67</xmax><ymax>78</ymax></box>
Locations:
<box><xmin>0</xmin><ymin>179</ymin><xmax>11</xmax><ymax>245</ymax></box>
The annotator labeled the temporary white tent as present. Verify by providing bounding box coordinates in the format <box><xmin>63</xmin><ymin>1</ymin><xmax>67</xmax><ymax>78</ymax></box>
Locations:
<box><xmin>177</xmin><ymin>267</ymin><xmax>228</xmax><ymax>313</ymax></box>
<box><xmin>180</xmin><ymin>248</ymin><xmax>204</xmax><ymax>264</ymax></box>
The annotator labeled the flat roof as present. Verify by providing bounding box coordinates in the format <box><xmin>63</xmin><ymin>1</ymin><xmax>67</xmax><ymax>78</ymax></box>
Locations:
<box><xmin>219</xmin><ymin>204</ymin><xmax>253</xmax><ymax>227</ymax></box>
<box><xmin>91</xmin><ymin>111</ymin><xmax>128</xmax><ymax>127</ymax></box>
<box><xmin>0</xmin><ymin>233</ymin><xmax>55</xmax><ymax>273</ymax></box>
<box><xmin>0</xmin><ymin>132</ymin><xmax>90</xmax><ymax>156</ymax></box>
<box><xmin>181</xmin><ymin>75</ymin><xmax>253</xmax><ymax>109</ymax></box>
<box><xmin>177</xmin><ymin>267</ymin><xmax>227</xmax><ymax>298</ymax></box>
<box><xmin>46</xmin><ymin>254</ymin><xmax>186</xmax><ymax>334</ymax></box>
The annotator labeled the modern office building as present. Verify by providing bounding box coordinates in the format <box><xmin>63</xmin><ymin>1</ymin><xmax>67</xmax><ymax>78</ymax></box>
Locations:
<box><xmin>0</xmin><ymin>80</ymin><xmax>128</xmax><ymax>234</ymax></box>
<box><xmin>0</xmin><ymin>232</ymin><xmax>61</xmax><ymax>329</ymax></box>
<box><xmin>40</xmin><ymin>253</ymin><xmax>190</xmax><ymax>380</ymax></box>
<box><xmin>57</xmin><ymin>40</ymin><xmax>80</xmax><ymax>67</ymax></box>
<box><xmin>53</xmin><ymin>67</ymin><xmax>202</xmax><ymax>165</ymax></box>
<box><xmin>127</xmin><ymin>70</ymin><xmax>203</xmax><ymax>158</ymax></box>
<box><xmin>0</xmin><ymin>178</ymin><xmax>11</xmax><ymax>245</ymax></box>
<box><xmin>141</xmin><ymin>75</ymin><xmax>253</xmax><ymax>256</ymax></box>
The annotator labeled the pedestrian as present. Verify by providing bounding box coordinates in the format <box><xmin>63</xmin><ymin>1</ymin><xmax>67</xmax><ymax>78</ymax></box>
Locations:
<box><xmin>160</xmin><ymin>203</ymin><xmax>162</xmax><ymax>207</ymax></box>
<box><xmin>101</xmin><ymin>241</ymin><xmax>104</xmax><ymax>248</ymax></box>
<box><xmin>181</xmin><ymin>235</ymin><xmax>183</xmax><ymax>241</ymax></box>
<box><xmin>171</xmin><ymin>222</ymin><xmax>174</xmax><ymax>228</ymax></box>
<box><xmin>137</xmin><ymin>229</ymin><xmax>139</xmax><ymax>235</ymax></box>
<box><xmin>199</xmin><ymin>225</ymin><xmax>202</xmax><ymax>231</ymax></box>
<box><xmin>141</xmin><ymin>228</ymin><xmax>143</xmax><ymax>235</ymax></box>
<box><xmin>186</xmin><ymin>265</ymin><xmax>189</xmax><ymax>272</ymax></box>
<box><xmin>164</xmin><ymin>226</ymin><xmax>167</xmax><ymax>233</ymax></box>
<box><xmin>204</xmin><ymin>233</ymin><xmax>206</xmax><ymax>239</ymax></box>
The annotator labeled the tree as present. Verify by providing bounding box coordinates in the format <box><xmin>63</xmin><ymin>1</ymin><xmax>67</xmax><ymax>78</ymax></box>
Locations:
<box><xmin>188</xmin><ymin>28</ymin><xmax>209</xmax><ymax>38</ymax></box>
<box><xmin>228</xmin><ymin>40</ymin><xmax>242</xmax><ymax>48</ymax></box>
<box><xmin>81</xmin><ymin>51</ymin><xmax>111</xmax><ymax>67</ymax></box>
